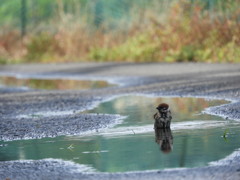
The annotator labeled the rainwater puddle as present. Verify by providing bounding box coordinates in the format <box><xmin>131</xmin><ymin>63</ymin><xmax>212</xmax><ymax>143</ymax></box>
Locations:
<box><xmin>0</xmin><ymin>76</ymin><xmax>113</xmax><ymax>90</ymax></box>
<box><xmin>1</xmin><ymin>96</ymin><xmax>240</xmax><ymax>172</ymax></box>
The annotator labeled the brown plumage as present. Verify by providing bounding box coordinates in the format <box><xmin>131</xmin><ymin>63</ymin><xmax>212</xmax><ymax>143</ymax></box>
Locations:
<box><xmin>154</xmin><ymin>103</ymin><xmax>172</xmax><ymax>129</ymax></box>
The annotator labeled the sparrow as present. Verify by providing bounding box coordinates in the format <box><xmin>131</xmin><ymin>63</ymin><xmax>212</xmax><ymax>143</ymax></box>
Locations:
<box><xmin>153</xmin><ymin>103</ymin><xmax>172</xmax><ymax>129</ymax></box>
<box><xmin>155</xmin><ymin>128</ymin><xmax>173</xmax><ymax>153</ymax></box>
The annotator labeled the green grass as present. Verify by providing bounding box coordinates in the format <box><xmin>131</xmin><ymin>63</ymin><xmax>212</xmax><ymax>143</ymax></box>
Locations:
<box><xmin>0</xmin><ymin>0</ymin><xmax>240</xmax><ymax>64</ymax></box>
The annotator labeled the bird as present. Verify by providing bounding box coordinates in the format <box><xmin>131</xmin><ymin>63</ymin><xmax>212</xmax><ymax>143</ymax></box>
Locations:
<box><xmin>153</xmin><ymin>103</ymin><xmax>172</xmax><ymax>129</ymax></box>
<box><xmin>155</xmin><ymin>128</ymin><xmax>173</xmax><ymax>153</ymax></box>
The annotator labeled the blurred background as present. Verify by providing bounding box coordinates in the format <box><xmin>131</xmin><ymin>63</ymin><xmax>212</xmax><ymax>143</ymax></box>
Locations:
<box><xmin>0</xmin><ymin>0</ymin><xmax>239</xmax><ymax>64</ymax></box>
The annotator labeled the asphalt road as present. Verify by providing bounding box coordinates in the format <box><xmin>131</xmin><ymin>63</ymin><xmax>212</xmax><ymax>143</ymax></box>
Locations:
<box><xmin>0</xmin><ymin>62</ymin><xmax>240</xmax><ymax>179</ymax></box>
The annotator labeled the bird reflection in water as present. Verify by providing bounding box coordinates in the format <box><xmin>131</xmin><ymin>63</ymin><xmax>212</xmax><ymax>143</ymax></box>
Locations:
<box><xmin>155</xmin><ymin>128</ymin><xmax>173</xmax><ymax>153</ymax></box>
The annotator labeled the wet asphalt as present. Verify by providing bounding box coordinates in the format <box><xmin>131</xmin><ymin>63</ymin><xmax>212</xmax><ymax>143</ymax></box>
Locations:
<box><xmin>0</xmin><ymin>62</ymin><xmax>240</xmax><ymax>179</ymax></box>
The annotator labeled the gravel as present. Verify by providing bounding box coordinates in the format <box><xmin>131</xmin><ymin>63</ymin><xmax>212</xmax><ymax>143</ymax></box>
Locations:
<box><xmin>0</xmin><ymin>62</ymin><xmax>240</xmax><ymax>179</ymax></box>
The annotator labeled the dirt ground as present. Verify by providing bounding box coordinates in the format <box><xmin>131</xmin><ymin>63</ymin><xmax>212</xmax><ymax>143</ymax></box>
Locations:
<box><xmin>0</xmin><ymin>62</ymin><xmax>240</xmax><ymax>179</ymax></box>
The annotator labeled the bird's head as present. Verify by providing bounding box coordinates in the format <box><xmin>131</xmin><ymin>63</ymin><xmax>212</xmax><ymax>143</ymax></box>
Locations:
<box><xmin>156</xmin><ymin>103</ymin><xmax>169</xmax><ymax>112</ymax></box>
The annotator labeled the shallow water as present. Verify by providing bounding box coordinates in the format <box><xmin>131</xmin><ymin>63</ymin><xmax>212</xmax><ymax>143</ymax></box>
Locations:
<box><xmin>1</xmin><ymin>96</ymin><xmax>240</xmax><ymax>172</ymax></box>
<box><xmin>0</xmin><ymin>76</ymin><xmax>113</xmax><ymax>90</ymax></box>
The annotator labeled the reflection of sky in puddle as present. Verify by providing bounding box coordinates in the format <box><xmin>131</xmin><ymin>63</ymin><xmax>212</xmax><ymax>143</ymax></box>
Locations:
<box><xmin>0</xmin><ymin>76</ymin><xmax>113</xmax><ymax>90</ymax></box>
<box><xmin>1</xmin><ymin>96</ymin><xmax>240</xmax><ymax>172</ymax></box>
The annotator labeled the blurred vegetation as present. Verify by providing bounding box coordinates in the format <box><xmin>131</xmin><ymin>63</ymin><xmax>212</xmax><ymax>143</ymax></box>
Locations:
<box><xmin>0</xmin><ymin>0</ymin><xmax>240</xmax><ymax>64</ymax></box>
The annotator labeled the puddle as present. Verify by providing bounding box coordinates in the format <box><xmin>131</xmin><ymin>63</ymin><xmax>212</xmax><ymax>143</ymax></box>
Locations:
<box><xmin>0</xmin><ymin>76</ymin><xmax>113</xmax><ymax>90</ymax></box>
<box><xmin>84</xmin><ymin>96</ymin><xmax>227</xmax><ymax>126</ymax></box>
<box><xmin>1</xmin><ymin>96</ymin><xmax>240</xmax><ymax>172</ymax></box>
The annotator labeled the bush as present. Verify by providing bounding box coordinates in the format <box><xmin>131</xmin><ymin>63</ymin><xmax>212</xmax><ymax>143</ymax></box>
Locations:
<box><xmin>25</xmin><ymin>32</ymin><xmax>62</xmax><ymax>63</ymax></box>
<box><xmin>1</xmin><ymin>0</ymin><xmax>240</xmax><ymax>63</ymax></box>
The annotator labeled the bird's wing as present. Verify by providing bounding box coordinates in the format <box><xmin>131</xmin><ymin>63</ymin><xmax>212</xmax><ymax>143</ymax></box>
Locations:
<box><xmin>153</xmin><ymin>112</ymin><xmax>159</xmax><ymax>119</ymax></box>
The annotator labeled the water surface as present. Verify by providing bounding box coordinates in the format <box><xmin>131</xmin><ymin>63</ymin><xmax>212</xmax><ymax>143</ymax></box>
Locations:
<box><xmin>1</xmin><ymin>96</ymin><xmax>239</xmax><ymax>172</ymax></box>
<box><xmin>0</xmin><ymin>76</ymin><xmax>113</xmax><ymax>90</ymax></box>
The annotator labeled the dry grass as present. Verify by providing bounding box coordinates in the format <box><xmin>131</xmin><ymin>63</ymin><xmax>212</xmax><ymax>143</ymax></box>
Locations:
<box><xmin>0</xmin><ymin>0</ymin><xmax>240</xmax><ymax>64</ymax></box>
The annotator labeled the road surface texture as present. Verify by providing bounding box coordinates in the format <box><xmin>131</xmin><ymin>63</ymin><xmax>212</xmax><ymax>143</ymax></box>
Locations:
<box><xmin>0</xmin><ymin>63</ymin><xmax>240</xmax><ymax>179</ymax></box>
